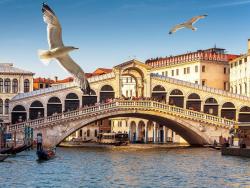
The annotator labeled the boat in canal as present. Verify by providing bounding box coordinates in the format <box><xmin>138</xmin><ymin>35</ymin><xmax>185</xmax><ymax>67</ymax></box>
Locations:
<box><xmin>37</xmin><ymin>148</ymin><xmax>56</xmax><ymax>161</ymax></box>
<box><xmin>98</xmin><ymin>133</ymin><xmax>129</xmax><ymax>146</ymax></box>
<box><xmin>0</xmin><ymin>154</ymin><xmax>10</xmax><ymax>162</ymax></box>
<box><xmin>11</xmin><ymin>144</ymin><xmax>32</xmax><ymax>155</ymax></box>
<box><xmin>0</xmin><ymin>147</ymin><xmax>13</xmax><ymax>154</ymax></box>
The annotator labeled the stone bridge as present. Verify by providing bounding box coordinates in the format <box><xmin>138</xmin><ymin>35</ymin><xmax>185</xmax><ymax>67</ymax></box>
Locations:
<box><xmin>8</xmin><ymin>100</ymin><xmax>234</xmax><ymax>147</ymax></box>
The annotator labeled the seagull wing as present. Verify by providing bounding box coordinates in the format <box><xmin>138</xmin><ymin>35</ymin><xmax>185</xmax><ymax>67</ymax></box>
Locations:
<box><xmin>42</xmin><ymin>4</ymin><xmax>63</xmax><ymax>49</ymax></box>
<box><xmin>56</xmin><ymin>55</ymin><xmax>90</xmax><ymax>93</ymax></box>
<box><xmin>169</xmin><ymin>23</ymin><xmax>186</xmax><ymax>34</ymax></box>
<box><xmin>186</xmin><ymin>14</ymin><xmax>208</xmax><ymax>25</ymax></box>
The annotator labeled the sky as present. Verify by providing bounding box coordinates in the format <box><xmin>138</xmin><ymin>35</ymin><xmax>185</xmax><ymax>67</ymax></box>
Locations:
<box><xmin>0</xmin><ymin>0</ymin><xmax>250</xmax><ymax>78</ymax></box>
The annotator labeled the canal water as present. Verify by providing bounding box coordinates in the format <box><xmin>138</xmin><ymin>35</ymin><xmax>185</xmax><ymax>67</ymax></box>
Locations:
<box><xmin>0</xmin><ymin>147</ymin><xmax>250</xmax><ymax>188</ymax></box>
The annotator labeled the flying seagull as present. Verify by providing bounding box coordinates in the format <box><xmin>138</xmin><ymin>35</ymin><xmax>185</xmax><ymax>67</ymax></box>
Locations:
<box><xmin>169</xmin><ymin>14</ymin><xmax>208</xmax><ymax>34</ymax></box>
<box><xmin>38</xmin><ymin>3</ymin><xmax>91</xmax><ymax>94</ymax></box>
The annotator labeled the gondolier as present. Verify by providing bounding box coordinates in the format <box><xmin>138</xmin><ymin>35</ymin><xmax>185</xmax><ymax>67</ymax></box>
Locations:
<box><xmin>37</xmin><ymin>133</ymin><xmax>43</xmax><ymax>151</ymax></box>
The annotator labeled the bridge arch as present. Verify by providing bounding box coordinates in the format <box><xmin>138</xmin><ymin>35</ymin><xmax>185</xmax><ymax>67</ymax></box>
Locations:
<box><xmin>152</xmin><ymin>85</ymin><xmax>166</xmax><ymax>102</ymax></box>
<box><xmin>11</xmin><ymin>105</ymin><xmax>27</xmax><ymax>124</ymax></box>
<box><xmin>99</xmin><ymin>85</ymin><xmax>115</xmax><ymax>103</ymax></box>
<box><xmin>169</xmin><ymin>89</ymin><xmax>184</xmax><ymax>108</ymax></box>
<box><xmin>221</xmin><ymin>102</ymin><xmax>236</xmax><ymax>120</ymax></box>
<box><xmin>204</xmin><ymin>97</ymin><xmax>218</xmax><ymax>116</ymax></box>
<box><xmin>56</xmin><ymin>110</ymin><xmax>216</xmax><ymax>147</ymax></box>
<box><xmin>239</xmin><ymin>106</ymin><xmax>250</xmax><ymax>122</ymax></box>
<box><xmin>186</xmin><ymin>93</ymin><xmax>201</xmax><ymax>111</ymax></box>
<box><xmin>65</xmin><ymin>93</ymin><xmax>79</xmax><ymax>112</ymax></box>
<box><xmin>82</xmin><ymin>89</ymin><xmax>97</xmax><ymax>106</ymax></box>
<box><xmin>29</xmin><ymin>100</ymin><xmax>44</xmax><ymax>120</ymax></box>
<box><xmin>47</xmin><ymin>97</ymin><xmax>62</xmax><ymax>116</ymax></box>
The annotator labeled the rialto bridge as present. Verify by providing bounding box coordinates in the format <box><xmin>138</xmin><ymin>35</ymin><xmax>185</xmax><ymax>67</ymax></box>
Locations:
<box><xmin>7</xmin><ymin>60</ymin><xmax>250</xmax><ymax>147</ymax></box>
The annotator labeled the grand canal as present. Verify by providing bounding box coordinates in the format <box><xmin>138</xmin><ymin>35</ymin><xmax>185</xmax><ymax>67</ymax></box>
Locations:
<box><xmin>0</xmin><ymin>147</ymin><xmax>250</xmax><ymax>187</ymax></box>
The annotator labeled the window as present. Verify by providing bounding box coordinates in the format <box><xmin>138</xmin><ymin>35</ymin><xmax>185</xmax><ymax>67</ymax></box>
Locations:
<box><xmin>87</xmin><ymin>129</ymin><xmax>90</xmax><ymax>137</ymax></box>
<box><xmin>195</xmin><ymin>81</ymin><xmax>198</xmax><ymax>84</ymax></box>
<box><xmin>224</xmin><ymin>67</ymin><xmax>227</xmax><ymax>74</ymax></box>
<box><xmin>230</xmin><ymin>64</ymin><xmax>233</xmax><ymax>68</ymax></box>
<box><xmin>171</xmin><ymin>70</ymin><xmax>174</xmax><ymax>76</ymax></box>
<box><xmin>234</xmin><ymin>62</ymin><xmax>238</xmax><ymax>67</ymax></box>
<box><xmin>184</xmin><ymin>68</ymin><xmax>186</xmax><ymax>74</ymax></box>
<box><xmin>195</xmin><ymin>65</ymin><xmax>198</xmax><ymax>73</ymax></box>
<box><xmin>244</xmin><ymin>57</ymin><xmax>247</xmax><ymax>62</ymax></box>
<box><xmin>12</xmin><ymin>79</ymin><xmax>18</xmax><ymax>93</ymax></box>
<box><xmin>4</xmin><ymin>79</ymin><xmax>11</xmax><ymax>93</ymax></box>
<box><xmin>245</xmin><ymin>83</ymin><xmax>247</xmax><ymax>94</ymax></box>
<box><xmin>39</xmin><ymin>83</ymin><xmax>43</xmax><ymax>89</ymax></box>
<box><xmin>130</xmin><ymin>77</ymin><xmax>133</xmax><ymax>83</ymax></box>
<box><xmin>224</xmin><ymin>82</ymin><xmax>227</xmax><ymax>90</ymax></box>
<box><xmin>0</xmin><ymin>99</ymin><xmax>2</xmax><ymax>115</ymax></box>
<box><xmin>165</xmin><ymin>71</ymin><xmax>168</xmax><ymax>77</ymax></box>
<box><xmin>79</xmin><ymin>130</ymin><xmax>82</xmax><ymax>137</ymax></box>
<box><xmin>202</xmin><ymin>66</ymin><xmax>205</xmax><ymax>72</ymax></box>
<box><xmin>202</xmin><ymin>80</ymin><xmax>206</xmax><ymax>86</ymax></box>
<box><xmin>95</xmin><ymin>130</ymin><xmax>98</xmax><ymax>137</ymax></box>
<box><xmin>187</xmin><ymin>67</ymin><xmax>190</xmax><ymax>74</ymax></box>
<box><xmin>126</xmin><ymin>90</ymin><xmax>128</xmax><ymax>97</ymax></box>
<box><xmin>126</xmin><ymin>78</ymin><xmax>128</xmax><ymax>83</ymax></box>
<box><xmin>162</xmin><ymin>72</ymin><xmax>164</xmax><ymax>76</ymax></box>
<box><xmin>4</xmin><ymin>99</ymin><xmax>9</xmax><ymax>115</ymax></box>
<box><xmin>239</xmin><ymin>60</ymin><xmax>242</xmax><ymax>65</ymax></box>
<box><xmin>24</xmin><ymin>79</ymin><xmax>30</xmax><ymax>93</ymax></box>
<box><xmin>0</xmin><ymin>79</ymin><xmax>3</xmax><ymax>93</ymax></box>
<box><xmin>130</xmin><ymin>90</ymin><xmax>133</xmax><ymax>97</ymax></box>
<box><xmin>176</xmin><ymin>69</ymin><xmax>179</xmax><ymax>76</ymax></box>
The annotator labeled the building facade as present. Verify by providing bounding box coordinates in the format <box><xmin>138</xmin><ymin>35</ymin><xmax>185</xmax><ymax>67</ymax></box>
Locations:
<box><xmin>229</xmin><ymin>39</ymin><xmax>250</xmax><ymax>97</ymax></box>
<box><xmin>146</xmin><ymin>48</ymin><xmax>238</xmax><ymax>90</ymax></box>
<box><xmin>0</xmin><ymin>63</ymin><xmax>33</xmax><ymax>122</ymax></box>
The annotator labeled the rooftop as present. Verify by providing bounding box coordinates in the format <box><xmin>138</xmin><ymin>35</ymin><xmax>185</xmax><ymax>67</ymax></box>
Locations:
<box><xmin>0</xmin><ymin>63</ymin><xmax>34</xmax><ymax>75</ymax></box>
<box><xmin>145</xmin><ymin>48</ymin><xmax>239</xmax><ymax>68</ymax></box>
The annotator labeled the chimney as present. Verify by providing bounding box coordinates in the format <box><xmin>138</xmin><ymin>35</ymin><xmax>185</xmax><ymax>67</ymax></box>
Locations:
<box><xmin>248</xmin><ymin>39</ymin><xmax>250</xmax><ymax>53</ymax></box>
<box><xmin>54</xmin><ymin>76</ymin><xmax>58</xmax><ymax>82</ymax></box>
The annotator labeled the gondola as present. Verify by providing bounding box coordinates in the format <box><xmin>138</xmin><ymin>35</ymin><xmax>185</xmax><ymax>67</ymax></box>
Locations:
<box><xmin>0</xmin><ymin>147</ymin><xmax>13</xmax><ymax>154</ymax></box>
<box><xmin>0</xmin><ymin>154</ymin><xmax>10</xmax><ymax>162</ymax></box>
<box><xmin>37</xmin><ymin>149</ymin><xmax>55</xmax><ymax>161</ymax></box>
<box><xmin>11</xmin><ymin>144</ymin><xmax>31</xmax><ymax>155</ymax></box>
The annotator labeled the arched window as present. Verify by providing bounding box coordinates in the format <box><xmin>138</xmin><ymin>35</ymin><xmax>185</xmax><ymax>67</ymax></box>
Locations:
<box><xmin>100</xmin><ymin>85</ymin><xmax>114</xmax><ymax>102</ymax></box>
<box><xmin>30</xmin><ymin>100</ymin><xmax>44</xmax><ymax>120</ymax></box>
<box><xmin>169</xmin><ymin>89</ymin><xmax>184</xmax><ymax>108</ymax></box>
<box><xmin>221</xmin><ymin>102</ymin><xmax>236</xmax><ymax>120</ymax></box>
<box><xmin>0</xmin><ymin>99</ymin><xmax>3</xmax><ymax>114</ymax></box>
<box><xmin>152</xmin><ymin>85</ymin><xmax>166</xmax><ymax>102</ymax></box>
<box><xmin>186</xmin><ymin>93</ymin><xmax>201</xmax><ymax>111</ymax></box>
<box><xmin>170</xmin><ymin>89</ymin><xmax>183</xmax><ymax>95</ymax></box>
<box><xmin>65</xmin><ymin>93</ymin><xmax>79</xmax><ymax>112</ymax></box>
<box><xmin>47</xmin><ymin>97</ymin><xmax>62</xmax><ymax>116</ymax></box>
<box><xmin>239</xmin><ymin>106</ymin><xmax>250</xmax><ymax>122</ymax></box>
<box><xmin>11</xmin><ymin>105</ymin><xmax>27</xmax><ymax>124</ymax></box>
<box><xmin>4</xmin><ymin>78</ymin><xmax>11</xmax><ymax>93</ymax></box>
<box><xmin>0</xmin><ymin>79</ymin><xmax>3</xmax><ymax>93</ymax></box>
<box><xmin>12</xmin><ymin>79</ymin><xmax>18</xmax><ymax>93</ymax></box>
<box><xmin>24</xmin><ymin>79</ymin><xmax>30</xmax><ymax>93</ymax></box>
<box><xmin>204</xmin><ymin>98</ymin><xmax>218</xmax><ymax>116</ymax></box>
<box><xmin>5</xmin><ymin>99</ymin><xmax>9</xmax><ymax>115</ymax></box>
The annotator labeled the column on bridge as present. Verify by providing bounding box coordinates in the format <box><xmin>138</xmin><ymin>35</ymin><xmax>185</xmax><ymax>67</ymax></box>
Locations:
<box><xmin>144</xmin><ymin>123</ymin><xmax>148</xmax><ymax>143</ymax></box>
<box><xmin>135</xmin><ymin>123</ymin><xmax>139</xmax><ymax>142</ymax></box>
<box><xmin>153</xmin><ymin>122</ymin><xmax>157</xmax><ymax>143</ymax></box>
<box><xmin>163</xmin><ymin>126</ymin><xmax>167</xmax><ymax>143</ymax></box>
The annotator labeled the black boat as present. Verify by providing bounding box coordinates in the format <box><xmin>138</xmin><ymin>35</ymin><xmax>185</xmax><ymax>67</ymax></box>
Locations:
<box><xmin>0</xmin><ymin>154</ymin><xmax>10</xmax><ymax>162</ymax></box>
<box><xmin>11</xmin><ymin>144</ymin><xmax>31</xmax><ymax>155</ymax></box>
<box><xmin>37</xmin><ymin>149</ymin><xmax>55</xmax><ymax>161</ymax></box>
<box><xmin>0</xmin><ymin>147</ymin><xmax>13</xmax><ymax>154</ymax></box>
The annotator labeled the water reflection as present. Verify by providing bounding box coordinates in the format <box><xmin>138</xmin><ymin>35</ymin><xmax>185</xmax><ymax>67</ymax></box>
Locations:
<box><xmin>0</xmin><ymin>147</ymin><xmax>250</xmax><ymax>187</ymax></box>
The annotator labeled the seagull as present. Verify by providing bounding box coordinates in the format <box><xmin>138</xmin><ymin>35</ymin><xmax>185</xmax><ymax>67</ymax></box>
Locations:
<box><xmin>169</xmin><ymin>14</ymin><xmax>208</xmax><ymax>34</ymax></box>
<box><xmin>38</xmin><ymin>3</ymin><xmax>91</xmax><ymax>94</ymax></box>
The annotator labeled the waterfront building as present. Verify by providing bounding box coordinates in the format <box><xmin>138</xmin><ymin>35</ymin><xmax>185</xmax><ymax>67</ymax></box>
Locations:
<box><xmin>33</xmin><ymin>77</ymin><xmax>74</xmax><ymax>90</ymax></box>
<box><xmin>229</xmin><ymin>39</ymin><xmax>250</xmax><ymax>97</ymax></box>
<box><xmin>146</xmin><ymin>47</ymin><xmax>239</xmax><ymax>90</ymax></box>
<box><xmin>0</xmin><ymin>63</ymin><xmax>34</xmax><ymax>123</ymax></box>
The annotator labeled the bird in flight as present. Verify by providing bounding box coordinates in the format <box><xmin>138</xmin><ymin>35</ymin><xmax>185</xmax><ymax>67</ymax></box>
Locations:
<box><xmin>38</xmin><ymin>3</ymin><xmax>91</xmax><ymax>94</ymax></box>
<box><xmin>169</xmin><ymin>14</ymin><xmax>208</xmax><ymax>35</ymax></box>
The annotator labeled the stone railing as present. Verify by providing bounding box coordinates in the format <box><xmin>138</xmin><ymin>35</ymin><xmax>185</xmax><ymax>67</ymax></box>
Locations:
<box><xmin>8</xmin><ymin>100</ymin><xmax>236</xmax><ymax>132</ymax></box>
<box><xmin>151</xmin><ymin>74</ymin><xmax>250</xmax><ymax>101</ymax></box>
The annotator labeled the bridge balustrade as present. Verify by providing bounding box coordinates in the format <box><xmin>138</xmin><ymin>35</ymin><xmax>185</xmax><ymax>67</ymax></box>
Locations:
<box><xmin>8</xmin><ymin>100</ymin><xmax>236</xmax><ymax>132</ymax></box>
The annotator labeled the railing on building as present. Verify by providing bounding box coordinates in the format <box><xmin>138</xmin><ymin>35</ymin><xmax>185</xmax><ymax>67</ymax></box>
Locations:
<box><xmin>8</xmin><ymin>100</ymin><xmax>236</xmax><ymax>132</ymax></box>
<box><xmin>151</xmin><ymin>74</ymin><xmax>250</xmax><ymax>101</ymax></box>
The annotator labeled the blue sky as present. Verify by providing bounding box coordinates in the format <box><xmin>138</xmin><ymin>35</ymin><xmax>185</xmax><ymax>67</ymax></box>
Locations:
<box><xmin>0</xmin><ymin>0</ymin><xmax>250</xmax><ymax>78</ymax></box>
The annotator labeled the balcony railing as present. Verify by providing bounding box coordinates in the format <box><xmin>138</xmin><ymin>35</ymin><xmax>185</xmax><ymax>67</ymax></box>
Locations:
<box><xmin>8</xmin><ymin>100</ymin><xmax>236</xmax><ymax>132</ymax></box>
